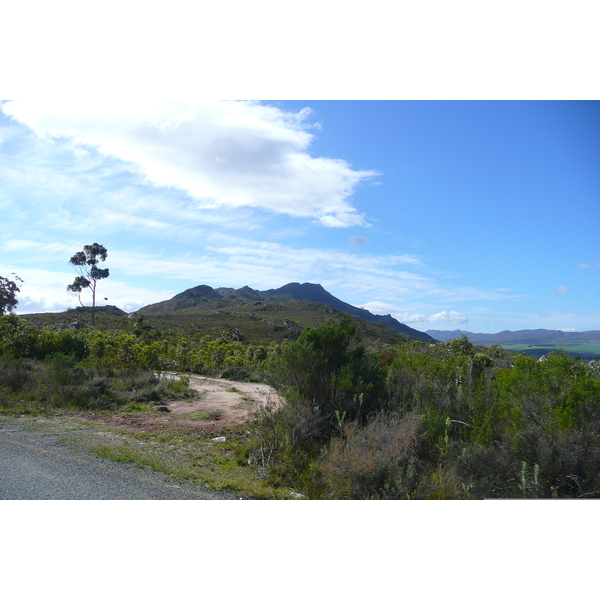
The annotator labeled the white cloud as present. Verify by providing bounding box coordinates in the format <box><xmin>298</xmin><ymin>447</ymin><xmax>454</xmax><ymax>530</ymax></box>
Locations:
<box><xmin>360</xmin><ymin>301</ymin><xmax>426</xmax><ymax>322</ymax></box>
<box><xmin>2</xmin><ymin>100</ymin><xmax>378</xmax><ymax>228</ymax></box>
<box><xmin>578</xmin><ymin>262</ymin><xmax>600</xmax><ymax>269</ymax></box>
<box><xmin>554</xmin><ymin>285</ymin><xmax>571</xmax><ymax>294</ymax></box>
<box><xmin>362</xmin><ymin>301</ymin><xmax>468</xmax><ymax>324</ymax></box>
<box><xmin>0</xmin><ymin>239</ymin><xmax>74</xmax><ymax>261</ymax></box>
<box><xmin>428</xmin><ymin>311</ymin><xmax>468</xmax><ymax>323</ymax></box>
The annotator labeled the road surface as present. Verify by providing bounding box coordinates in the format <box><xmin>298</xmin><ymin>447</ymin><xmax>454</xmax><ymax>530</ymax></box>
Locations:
<box><xmin>0</xmin><ymin>422</ymin><xmax>235</xmax><ymax>500</ymax></box>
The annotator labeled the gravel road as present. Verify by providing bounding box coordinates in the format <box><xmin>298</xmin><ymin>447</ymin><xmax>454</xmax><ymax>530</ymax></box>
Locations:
<box><xmin>0</xmin><ymin>420</ymin><xmax>235</xmax><ymax>500</ymax></box>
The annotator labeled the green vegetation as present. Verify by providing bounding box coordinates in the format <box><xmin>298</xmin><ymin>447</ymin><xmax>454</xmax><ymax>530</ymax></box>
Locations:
<box><xmin>501</xmin><ymin>343</ymin><xmax>600</xmax><ymax>360</ymax></box>
<box><xmin>0</xmin><ymin>273</ymin><xmax>23</xmax><ymax>315</ymax></box>
<box><xmin>246</xmin><ymin>324</ymin><xmax>600</xmax><ymax>499</ymax></box>
<box><xmin>2</xmin><ymin>306</ymin><xmax>600</xmax><ymax>499</ymax></box>
<box><xmin>0</xmin><ymin>311</ymin><xmax>296</xmax><ymax>498</ymax></box>
<box><xmin>0</xmin><ymin>312</ymin><xmax>280</xmax><ymax>405</ymax></box>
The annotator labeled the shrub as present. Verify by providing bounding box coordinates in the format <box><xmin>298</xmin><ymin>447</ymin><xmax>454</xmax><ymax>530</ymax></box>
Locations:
<box><xmin>248</xmin><ymin>400</ymin><xmax>329</xmax><ymax>486</ymax></box>
<box><xmin>454</xmin><ymin>443</ymin><xmax>521</xmax><ymax>499</ymax></box>
<box><xmin>309</xmin><ymin>412</ymin><xmax>423</xmax><ymax>499</ymax></box>
<box><xmin>0</xmin><ymin>358</ymin><xmax>33</xmax><ymax>394</ymax></box>
<box><xmin>267</xmin><ymin>316</ymin><xmax>387</xmax><ymax>437</ymax></box>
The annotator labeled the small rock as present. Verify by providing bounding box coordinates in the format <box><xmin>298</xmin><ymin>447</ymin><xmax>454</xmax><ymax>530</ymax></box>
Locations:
<box><xmin>155</xmin><ymin>406</ymin><xmax>170</xmax><ymax>412</ymax></box>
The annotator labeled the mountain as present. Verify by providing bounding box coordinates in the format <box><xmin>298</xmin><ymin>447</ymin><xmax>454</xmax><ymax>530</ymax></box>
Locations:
<box><xmin>139</xmin><ymin>282</ymin><xmax>434</xmax><ymax>343</ymax></box>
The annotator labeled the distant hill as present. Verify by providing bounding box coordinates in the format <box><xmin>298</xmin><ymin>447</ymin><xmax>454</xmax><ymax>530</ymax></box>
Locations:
<box><xmin>20</xmin><ymin>305</ymin><xmax>129</xmax><ymax>331</ymax></box>
<box><xmin>426</xmin><ymin>328</ymin><xmax>600</xmax><ymax>359</ymax></box>
<box><xmin>139</xmin><ymin>282</ymin><xmax>434</xmax><ymax>343</ymax></box>
<box><xmin>426</xmin><ymin>329</ymin><xmax>600</xmax><ymax>345</ymax></box>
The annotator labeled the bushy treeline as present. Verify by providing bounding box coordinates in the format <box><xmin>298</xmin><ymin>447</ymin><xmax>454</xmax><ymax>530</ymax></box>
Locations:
<box><xmin>0</xmin><ymin>314</ymin><xmax>279</xmax><ymax>411</ymax></box>
<box><xmin>249</xmin><ymin>316</ymin><xmax>600</xmax><ymax>499</ymax></box>
<box><xmin>0</xmin><ymin>314</ymin><xmax>278</xmax><ymax>374</ymax></box>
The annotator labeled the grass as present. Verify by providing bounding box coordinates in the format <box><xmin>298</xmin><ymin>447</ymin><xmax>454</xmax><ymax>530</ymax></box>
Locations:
<box><xmin>182</xmin><ymin>410</ymin><xmax>222</xmax><ymax>421</ymax></box>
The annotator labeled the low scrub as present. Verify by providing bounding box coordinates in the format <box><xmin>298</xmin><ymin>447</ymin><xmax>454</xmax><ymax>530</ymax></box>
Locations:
<box><xmin>308</xmin><ymin>412</ymin><xmax>423</xmax><ymax>499</ymax></box>
<box><xmin>0</xmin><ymin>355</ymin><xmax>196</xmax><ymax>412</ymax></box>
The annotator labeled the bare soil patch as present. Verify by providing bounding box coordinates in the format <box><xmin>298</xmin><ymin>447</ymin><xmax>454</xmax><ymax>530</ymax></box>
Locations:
<box><xmin>78</xmin><ymin>374</ymin><xmax>281</xmax><ymax>435</ymax></box>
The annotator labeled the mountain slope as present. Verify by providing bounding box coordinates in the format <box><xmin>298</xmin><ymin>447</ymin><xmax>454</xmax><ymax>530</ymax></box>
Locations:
<box><xmin>262</xmin><ymin>283</ymin><xmax>433</xmax><ymax>342</ymax></box>
<box><xmin>138</xmin><ymin>282</ymin><xmax>434</xmax><ymax>343</ymax></box>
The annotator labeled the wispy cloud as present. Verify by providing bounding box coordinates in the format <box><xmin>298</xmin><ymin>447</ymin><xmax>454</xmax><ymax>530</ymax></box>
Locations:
<box><xmin>578</xmin><ymin>262</ymin><xmax>600</xmax><ymax>269</ymax></box>
<box><xmin>2</xmin><ymin>100</ymin><xmax>378</xmax><ymax>228</ymax></box>
<box><xmin>555</xmin><ymin>285</ymin><xmax>571</xmax><ymax>294</ymax></box>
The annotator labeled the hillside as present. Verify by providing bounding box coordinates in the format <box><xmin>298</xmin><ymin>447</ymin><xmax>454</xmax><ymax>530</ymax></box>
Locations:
<box><xmin>21</xmin><ymin>305</ymin><xmax>129</xmax><ymax>331</ymax></box>
<box><xmin>17</xmin><ymin>282</ymin><xmax>435</xmax><ymax>345</ymax></box>
<box><xmin>138</xmin><ymin>282</ymin><xmax>435</xmax><ymax>344</ymax></box>
<box><xmin>262</xmin><ymin>283</ymin><xmax>432</xmax><ymax>341</ymax></box>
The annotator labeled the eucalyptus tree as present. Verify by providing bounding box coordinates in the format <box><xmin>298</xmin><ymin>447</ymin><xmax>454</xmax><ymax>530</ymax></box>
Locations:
<box><xmin>67</xmin><ymin>243</ymin><xmax>109</xmax><ymax>326</ymax></box>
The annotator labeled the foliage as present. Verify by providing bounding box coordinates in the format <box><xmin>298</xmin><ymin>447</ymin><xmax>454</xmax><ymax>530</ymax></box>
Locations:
<box><xmin>3</xmin><ymin>302</ymin><xmax>600</xmax><ymax>498</ymax></box>
<box><xmin>0</xmin><ymin>354</ymin><xmax>196</xmax><ymax>412</ymax></box>
<box><xmin>267</xmin><ymin>316</ymin><xmax>387</xmax><ymax>430</ymax></box>
<box><xmin>249</xmin><ymin>317</ymin><xmax>387</xmax><ymax>482</ymax></box>
<box><xmin>250</xmin><ymin>327</ymin><xmax>600</xmax><ymax>498</ymax></box>
<box><xmin>0</xmin><ymin>273</ymin><xmax>23</xmax><ymax>315</ymax></box>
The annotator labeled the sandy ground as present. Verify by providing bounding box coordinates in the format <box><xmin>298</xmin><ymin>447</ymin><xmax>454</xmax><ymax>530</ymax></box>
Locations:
<box><xmin>165</xmin><ymin>373</ymin><xmax>282</xmax><ymax>424</ymax></box>
<box><xmin>78</xmin><ymin>374</ymin><xmax>282</xmax><ymax>434</ymax></box>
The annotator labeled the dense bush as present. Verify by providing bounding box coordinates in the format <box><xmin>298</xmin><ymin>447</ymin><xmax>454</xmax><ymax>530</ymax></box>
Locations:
<box><xmin>267</xmin><ymin>316</ymin><xmax>387</xmax><ymax>433</ymax></box>
<box><xmin>250</xmin><ymin>317</ymin><xmax>388</xmax><ymax>486</ymax></box>
<box><xmin>250</xmin><ymin>324</ymin><xmax>600</xmax><ymax>499</ymax></box>
<box><xmin>0</xmin><ymin>313</ymin><xmax>282</xmax><ymax>415</ymax></box>
<box><xmin>0</xmin><ymin>314</ymin><xmax>279</xmax><ymax>377</ymax></box>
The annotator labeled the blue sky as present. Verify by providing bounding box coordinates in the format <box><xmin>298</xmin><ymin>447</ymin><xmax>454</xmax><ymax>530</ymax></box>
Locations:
<box><xmin>1</xmin><ymin>100</ymin><xmax>598</xmax><ymax>333</ymax></box>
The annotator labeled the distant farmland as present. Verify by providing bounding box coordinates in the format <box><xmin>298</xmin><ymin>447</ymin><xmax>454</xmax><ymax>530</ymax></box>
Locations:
<box><xmin>501</xmin><ymin>343</ymin><xmax>600</xmax><ymax>360</ymax></box>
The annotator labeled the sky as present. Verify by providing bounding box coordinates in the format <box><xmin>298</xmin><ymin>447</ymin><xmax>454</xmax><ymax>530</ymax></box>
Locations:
<box><xmin>1</xmin><ymin>99</ymin><xmax>598</xmax><ymax>333</ymax></box>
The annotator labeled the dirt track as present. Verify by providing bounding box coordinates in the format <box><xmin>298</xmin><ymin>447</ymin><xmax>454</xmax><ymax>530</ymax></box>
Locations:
<box><xmin>77</xmin><ymin>374</ymin><xmax>282</xmax><ymax>434</ymax></box>
<box><xmin>166</xmin><ymin>373</ymin><xmax>282</xmax><ymax>424</ymax></box>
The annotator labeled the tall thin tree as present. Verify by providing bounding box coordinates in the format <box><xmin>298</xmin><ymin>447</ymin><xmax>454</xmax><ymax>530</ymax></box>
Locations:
<box><xmin>67</xmin><ymin>243</ymin><xmax>109</xmax><ymax>327</ymax></box>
